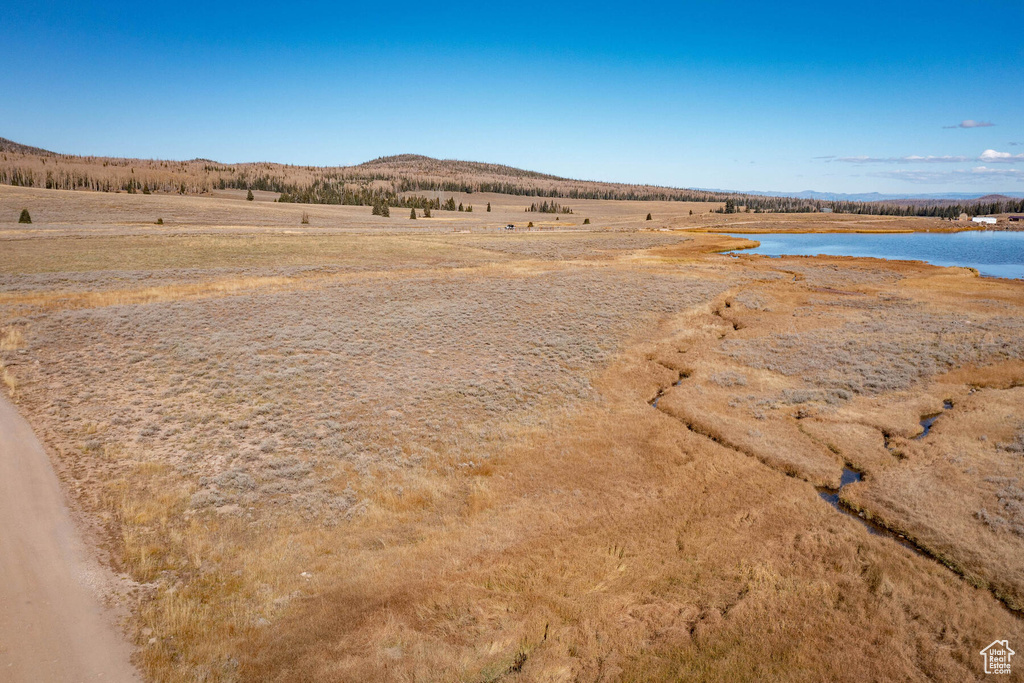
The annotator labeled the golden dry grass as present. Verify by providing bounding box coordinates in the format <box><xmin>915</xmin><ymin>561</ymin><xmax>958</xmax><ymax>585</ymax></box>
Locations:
<box><xmin>0</xmin><ymin>360</ymin><xmax>17</xmax><ymax>396</ymax></box>
<box><xmin>1</xmin><ymin>188</ymin><xmax>1022</xmax><ymax>682</ymax></box>
<box><xmin>0</xmin><ymin>183</ymin><xmax>720</xmax><ymax>238</ymax></box>
<box><xmin>0</xmin><ymin>325</ymin><xmax>25</xmax><ymax>351</ymax></box>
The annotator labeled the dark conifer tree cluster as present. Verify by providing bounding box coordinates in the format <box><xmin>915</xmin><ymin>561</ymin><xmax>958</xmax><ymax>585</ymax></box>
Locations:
<box><xmin>525</xmin><ymin>201</ymin><xmax>573</xmax><ymax>214</ymax></box>
<box><xmin>831</xmin><ymin>197</ymin><xmax>1024</xmax><ymax>218</ymax></box>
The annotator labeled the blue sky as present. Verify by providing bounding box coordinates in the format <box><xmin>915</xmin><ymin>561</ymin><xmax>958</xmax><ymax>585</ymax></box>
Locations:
<box><xmin>2</xmin><ymin>1</ymin><xmax>1022</xmax><ymax>194</ymax></box>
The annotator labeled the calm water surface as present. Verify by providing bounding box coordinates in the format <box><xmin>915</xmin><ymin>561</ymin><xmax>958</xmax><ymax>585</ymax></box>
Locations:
<box><xmin>726</xmin><ymin>230</ymin><xmax>1024</xmax><ymax>279</ymax></box>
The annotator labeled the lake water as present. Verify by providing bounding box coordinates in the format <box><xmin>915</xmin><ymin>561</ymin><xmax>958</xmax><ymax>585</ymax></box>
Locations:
<box><xmin>726</xmin><ymin>230</ymin><xmax>1024</xmax><ymax>279</ymax></box>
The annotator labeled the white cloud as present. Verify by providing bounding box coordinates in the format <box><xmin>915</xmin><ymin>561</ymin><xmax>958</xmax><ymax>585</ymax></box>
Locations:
<box><xmin>836</xmin><ymin>154</ymin><xmax>969</xmax><ymax>164</ymax></box>
<box><xmin>833</xmin><ymin>150</ymin><xmax>1023</xmax><ymax>165</ymax></box>
<box><xmin>980</xmin><ymin>149</ymin><xmax>1024</xmax><ymax>162</ymax></box>
<box><xmin>966</xmin><ymin>165</ymin><xmax>1024</xmax><ymax>177</ymax></box>
<box><xmin>943</xmin><ymin>119</ymin><xmax>995</xmax><ymax>129</ymax></box>
<box><xmin>867</xmin><ymin>166</ymin><xmax>1024</xmax><ymax>184</ymax></box>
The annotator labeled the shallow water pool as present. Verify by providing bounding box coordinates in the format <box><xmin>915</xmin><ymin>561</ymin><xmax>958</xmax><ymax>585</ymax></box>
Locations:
<box><xmin>726</xmin><ymin>230</ymin><xmax>1024</xmax><ymax>279</ymax></box>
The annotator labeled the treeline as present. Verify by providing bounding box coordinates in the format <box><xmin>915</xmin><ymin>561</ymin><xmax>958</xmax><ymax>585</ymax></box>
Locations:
<box><xmin>391</xmin><ymin>175</ymin><xmax>796</xmax><ymax>204</ymax></box>
<box><xmin>277</xmin><ymin>183</ymin><xmax>475</xmax><ymax>212</ymax></box>
<box><xmin>4</xmin><ymin>146</ymin><xmax>1022</xmax><ymax>218</ymax></box>
<box><xmin>0</xmin><ymin>151</ymin><xmax>833</xmax><ymax>211</ymax></box>
<box><xmin>0</xmin><ymin>163</ymin><xmax>832</xmax><ymax>213</ymax></box>
<box><xmin>526</xmin><ymin>201</ymin><xmax>573</xmax><ymax>214</ymax></box>
<box><xmin>834</xmin><ymin>197</ymin><xmax>1024</xmax><ymax>218</ymax></box>
<box><xmin>713</xmin><ymin>197</ymin><xmax>825</xmax><ymax>214</ymax></box>
<box><xmin>217</xmin><ymin>174</ymin><xmax>292</xmax><ymax>193</ymax></box>
<box><xmin>277</xmin><ymin>180</ymin><xmax>393</xmax><ymax>206</ymax></box>
<box><xmin>0</xmin><ymin>165</ymin><xmax>273</xmax><ymax>195</ymax></box>
<box><xmin>0</xmin><ymin>166</ymin><xmax>217</xmax><ymax>195</ymax></box>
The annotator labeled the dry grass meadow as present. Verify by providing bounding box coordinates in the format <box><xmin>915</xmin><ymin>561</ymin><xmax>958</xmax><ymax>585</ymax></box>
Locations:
<box><xmin>2</xmin><ymin>183</ymin><xmax>1023</xmax><ymax>681</ymax></box>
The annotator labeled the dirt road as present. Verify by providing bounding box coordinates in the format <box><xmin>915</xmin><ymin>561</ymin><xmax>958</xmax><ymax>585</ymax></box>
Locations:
<box><xmin>0</xmin><ymin>395</ymin><xmax>139</xmax><ymax>682</ymax></box>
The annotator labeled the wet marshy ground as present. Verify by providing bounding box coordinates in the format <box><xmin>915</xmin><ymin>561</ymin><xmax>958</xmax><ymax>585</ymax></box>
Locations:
<box><xmin>915</xmin><ymin>399</ymin><xmax>954</xmax><ymax>440</ymax></box>
<box><xmin>643</xmin><ymin>303</ymin><xmax>1020</xmax><ymax>617</ymax></box>
<box><xmin>817</xmin><ymin>467</ymin><xmax>862</xmax><ymax>508</ymax></box>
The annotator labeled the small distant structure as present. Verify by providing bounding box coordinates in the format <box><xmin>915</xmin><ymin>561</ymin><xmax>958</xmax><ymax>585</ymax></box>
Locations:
<box><xmin>1009</xmin><ymin>215</ymin><xmax>1024</xmax><ymax>222</ymax></box>
<box><xmin>958</xmin><ymin>212</ymin><xmax>969</xmax><ymax>221</ymax></box>
<box><xmin>972</xmin><ymin>216</ymin><xmax>997</xmax><ymax>225</ymax></box>
<box><xmin>505</xmin><ymin>224</ymin><xmax>515</xmax><ymax>231</ymax></box>
<box><xmin>820</xmin><ymin>207</ymin><xmax>833</xmax><ymax>214</ymax></box>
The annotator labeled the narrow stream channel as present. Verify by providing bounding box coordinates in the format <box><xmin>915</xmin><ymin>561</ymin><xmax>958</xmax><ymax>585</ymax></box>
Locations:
<box><xmin>648</xmin><ymin>370</ymin><xmax>688</xmax><ymax>409</ymax></box>
<box><xmin>815</xmin><ymin>467</ymin><xmax>921</xmax><ymax>553</ymax></box>
<box><xmin>816</xmin><ymin>400</ymin><xmax>954</xmax><ymax>550</ymax></box>
<box><xmin>915</xmin><ymin>400</ymin><xmax>954</xmax><ymax>440</ymax></box>
<box><xmin>645</xmin><ymin>304</ymin><xmax>1020</xmax><ymax>615</ymax></box>
<box><xmin>816</xmin><ymin>467</ymin><xmax>861</xmax><ymax>508</ymax></box>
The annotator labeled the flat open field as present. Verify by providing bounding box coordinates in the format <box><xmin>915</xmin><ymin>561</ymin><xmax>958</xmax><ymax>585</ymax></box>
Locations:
<box><xmin>1</xmin><ymin>185</ymin><xmax>1023</xmax><ymax>681</ymax></box>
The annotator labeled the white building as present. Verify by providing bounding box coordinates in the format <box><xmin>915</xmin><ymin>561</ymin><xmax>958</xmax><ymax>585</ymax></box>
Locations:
<box><xmin>972</xmin><ymin>216</ymin><xmax>997</xmax><ymax>225</ymax></box>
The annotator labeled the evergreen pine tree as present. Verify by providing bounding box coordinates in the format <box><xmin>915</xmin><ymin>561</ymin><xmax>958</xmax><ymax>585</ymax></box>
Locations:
<box><xmin>583</xmin><ymin>218</ymin><xmax>590</xmax><ymax>224</ymax></box>
<box><xmin>18</xmin><ymin>208</ymin><xmax>31</xmax><ymax>224</ymax></box>
<box><xmin>458</xmin><ymin>202</ymin><xmax>464</xmax><ymax>212</ymax></box>
<box><xmin>424</xmin><ymin>207</ymin><xmax>432</xmax><ymax>218</ymax></box>
<box><xmin>646</xmin><ymin>213</ymin><xmax>652</xmax><ymax>220</ymax></box>
<box><xmin>486</xmin><ymin>202</ymin><xmax>491</xmax><ymax>212</ymax></box>
<box><xmin>246</xmin><ymin>189</ymin><xmax>254</xmax><ymax>201</ymax></box>
<box><xmin>410</xmin><ymin>208</ymin><xmax>417</xmax><ymax>219</ymax></box>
